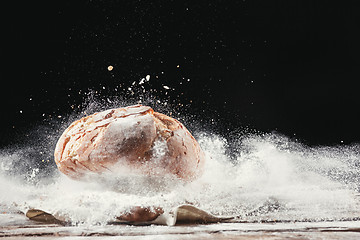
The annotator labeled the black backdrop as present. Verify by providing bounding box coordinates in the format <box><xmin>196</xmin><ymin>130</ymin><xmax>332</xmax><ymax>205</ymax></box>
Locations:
<box><xmin>1</xmin><ymin>0</ymin><xmax>359</xmax><ymax>147</ymax></box>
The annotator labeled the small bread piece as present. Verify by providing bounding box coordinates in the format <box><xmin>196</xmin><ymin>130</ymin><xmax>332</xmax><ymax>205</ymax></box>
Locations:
<box><xmin>54</xmin><ymin>105</ymin><xmax>205</xmax><ymax>181</ymax></box>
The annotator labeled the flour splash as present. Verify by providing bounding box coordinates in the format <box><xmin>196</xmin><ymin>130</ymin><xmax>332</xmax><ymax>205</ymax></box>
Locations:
<box><xmin>1</xmin><ymin>127</ymin><xmax>359</xmax><ymax>225</ymax></box>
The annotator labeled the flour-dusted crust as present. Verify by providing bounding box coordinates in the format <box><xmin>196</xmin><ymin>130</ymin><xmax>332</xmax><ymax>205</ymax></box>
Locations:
<box><xmin>54</xmin><ymin>105</ymin><xmax>205</xmax><ymax>181</ymax></box>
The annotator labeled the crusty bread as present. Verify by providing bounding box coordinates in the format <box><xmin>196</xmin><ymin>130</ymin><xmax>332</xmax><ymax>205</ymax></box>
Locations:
<box><xmin>54</xmin><ymin>105</ymin><xmax>205</xmax><ymax>181</ymax></box>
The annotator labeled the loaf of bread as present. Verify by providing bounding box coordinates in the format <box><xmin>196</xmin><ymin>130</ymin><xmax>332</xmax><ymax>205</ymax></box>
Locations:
<box><xmin>54</xmin><ymin>105</ymin><xmax>205</xmax><ymax>181</ymax></box>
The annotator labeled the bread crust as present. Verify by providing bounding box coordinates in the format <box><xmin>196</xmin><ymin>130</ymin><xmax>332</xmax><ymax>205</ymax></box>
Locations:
<box><xmin>54</xmin><ymin>105</ymin><xmax>205</xmax><ymax>181</ymax></box>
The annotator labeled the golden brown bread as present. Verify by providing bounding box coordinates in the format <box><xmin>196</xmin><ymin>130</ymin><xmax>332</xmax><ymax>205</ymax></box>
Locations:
<box><xmin>54</xmin><ymin>105</ymin><xmax>205</xmax><ymax>181</ymax></box>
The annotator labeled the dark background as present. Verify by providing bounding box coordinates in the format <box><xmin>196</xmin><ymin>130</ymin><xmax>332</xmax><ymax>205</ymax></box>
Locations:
<box><xmin>1</xmin><ymin>0</ymin><xmax>359</xmax><ymax>147</ymax></box>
